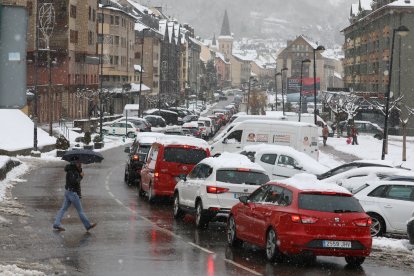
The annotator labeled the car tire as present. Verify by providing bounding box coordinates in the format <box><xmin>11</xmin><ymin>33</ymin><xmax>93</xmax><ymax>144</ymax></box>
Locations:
<box><xmin>265</xmin><ymin>228</ymin><xmax>283</xmax><ymax>263</ymax></box>
<box><xmin>124</xmin><ymin>169</ymin><xmax>129</xmax><ymax>184</ymax></box>
<box><xmin>374</xmin><ymin>134</ymin><xmax>382</xmax><ymax>140</ymax></box>
<box><xmin>127</xmin><ymin>132</ymin><xmax>135</xmax><ymax>138</ymax></box>
<box><xmin>148</xmin><ymin>183</ymin><xmax>156</xmax><ymax>203</ymax></box>
<box><xmin>103</xmin><ymin>129</ymin><xmax>109</xmax><ymax>135</ymax></box>
<box><xmin>227</xmin><ymin>215</ymin><xmax>243</xmax><ymax>247</ymax></box>
<box><xmin>368</xmin><ymin>213</ymin><xmax>386</xmax><ymax>236</ymax></box>
<box><xmin>195</xmin><ymin>200</ymin><xmax>209</xmax><ymax>229</ymax></box>
<box><xmin>173</xmin><ymin>193</ymin><xmax>185</xmax><ymax>219</ymax></box>
<box><xmin>345</xmin><ymin>256</ymin><xmax>365</xmax><ymax>266</ymax></box>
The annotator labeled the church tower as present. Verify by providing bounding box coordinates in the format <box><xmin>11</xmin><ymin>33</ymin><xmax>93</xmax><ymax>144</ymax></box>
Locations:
<box><xmin>218</xmin><ymin>10</ymin><xmax>233</xmax><ymax>58</ymax></box>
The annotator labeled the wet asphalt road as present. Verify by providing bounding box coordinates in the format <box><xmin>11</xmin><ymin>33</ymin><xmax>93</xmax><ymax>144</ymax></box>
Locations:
<box><xmin>0</xmin><ymin>146</ymin><xmax>412</xmax><ymax>275</ymax></box>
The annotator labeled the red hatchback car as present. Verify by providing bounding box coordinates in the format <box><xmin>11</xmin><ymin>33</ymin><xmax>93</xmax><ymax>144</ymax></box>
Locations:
<box><xmin>140</xmin><ymin>135</ymin><xmax>210</xmax><ymax>202</ymax></box>
<box><xmin>227</xmin><ymin>175</ymin><xmax>372</xmax><ymax>266</ymax></box>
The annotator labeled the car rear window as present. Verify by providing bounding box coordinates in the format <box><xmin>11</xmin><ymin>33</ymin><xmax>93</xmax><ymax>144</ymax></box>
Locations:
<box><xmin>216</xmin><ymin>170</ymin><xmax>270</xmax><ymax>185</ymax></box>
<box><xmin>163</xmin><ymin>147</ymin><xmax>208</xmax><ymax>165</ymax></box>
<box><xmin>298</xmin><ymin>193</ymin><xmax>364</xmax><ymax>213</ymax></box>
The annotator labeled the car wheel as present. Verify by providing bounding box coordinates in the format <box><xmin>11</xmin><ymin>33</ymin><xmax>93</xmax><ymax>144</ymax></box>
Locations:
<box><xmin>265</xmin><ymin>228</ymin><xmax>283</xmax><ymax>263</ymax></box>
<box><xmin>127</xmin><ymin>132</ymin><xmax>135</xmax><ymax>138</ymax></box>
<box><xmin>227</xmin><ymin>215</ymin><xmax>242</xmax><ymax>247</ymax></box>
<box><xmin>124</xmin><ymin>169</ymin><xmax>129</xmax><ymax>183</ymax></box>
<box><xmin>195</xmin><ymin>200</ymin><xmax>209</xmax><ymax>229</ymax></box>
<box><xmin>345</xmin><ymin>256</ymin><xmax>365</xmax><ymax>266</ymax></box>
<box><xmin>148</xmin><ymin>183</ymin><xmax>156</xmax><ymax>203</ymax></box>
<box><xmin>368</xmin><ymin>213</ymin><xmax>386</xmax><ymax>236</ymax></box>
<box><xmin>103</xmin><ymin>129</ymin><xmax>109</xmax><ymax>135</ymax></box>
<box><xmin>374</xmin><ymin>134</ymin><xmax>382</xmax><ymax>140</ymax></box>
<box><xmin>173</xmin><ymin>193</ymin><xmax>185</xmax><ymax>219</ymax></box>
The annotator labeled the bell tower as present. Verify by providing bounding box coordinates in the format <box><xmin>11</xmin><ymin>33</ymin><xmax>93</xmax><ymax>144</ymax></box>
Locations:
<box><xmin>218</xmin><ymin>10</ymin><xmax>233</xmax><ymax>59</ymax></box>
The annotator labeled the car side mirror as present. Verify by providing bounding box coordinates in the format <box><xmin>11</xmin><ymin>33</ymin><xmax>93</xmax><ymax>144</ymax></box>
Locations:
<box><xmin>294</xmin><ymin>165</ymin><xmax>303</xmax><ymax>171</ymax></box>
<box><xmin>179</xmin><ymin>174</ymin><xmax>187</xmax><ymax>181</ymax></box>
<box><xmin>239</xmin><ymin>196</ymin><xmax>248</xmax><ymax>204</ymax></box>
<box><xmin>124</xmin><ymin>147</ymin><xmax>130</xmax><ymax>153</ymax></box>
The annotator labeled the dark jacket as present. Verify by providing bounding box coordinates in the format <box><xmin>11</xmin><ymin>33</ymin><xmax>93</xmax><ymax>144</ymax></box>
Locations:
<box><xmin>65</xmin><ymin>163</ymin><xmax>83</xmax><ymax>197</ymax></box>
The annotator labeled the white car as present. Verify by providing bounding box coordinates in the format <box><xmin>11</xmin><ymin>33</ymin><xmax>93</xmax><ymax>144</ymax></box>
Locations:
<box><xmin>321</xmin><ymin>166</ymin><xmax>414</xmax><ymax>193</ymax></box>
<box><xmin>239</xmin><ymin>144</ymin><xmax>328</xmax><ymax>180</ymax></box>
<box><xmin>103</xmin><ymin>121</ymin><xmax>140</xmax><ymax>138</ymax></box>
<box><xmin>173</xmin><ymin>153</ymin><xmax>270</xmax><ymax>228</ymax></box>
<box><xmin>198</xmin><ymin>117</ymin><xmax>213</xmax><ymax>138</ymax></box>
<box><xmin>353</xmin><ymin>178</ymin><xmax>414</xmax><ymax>236</ymax></box>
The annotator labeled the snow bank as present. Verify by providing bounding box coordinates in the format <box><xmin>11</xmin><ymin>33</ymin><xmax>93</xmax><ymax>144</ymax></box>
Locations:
<box><xmin>0</xmin><ymin>156</ymin><xmax>10</xmax><ymax>169</ymax></box>
<box><xmin>373</xmin><ymin>237</ymin><xmax>412</xmax><ymax>252</ymax></box>
<box><xmin>0</xmin><ymin>264</ymin><xmax>44</xmax><ymax>276</ymax></box>
<box><xmin>0</xmin><ymin>110</ymin><xmax>55</xmax><ymax>151</ymax></box>
<box><xmin>0</xmin><ymin>161</ymin><xmax>29</xmax><ymax>201</ymax></box>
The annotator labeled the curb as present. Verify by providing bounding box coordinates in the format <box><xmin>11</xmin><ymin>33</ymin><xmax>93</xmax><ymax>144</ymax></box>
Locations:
<box><xmin>0</xmin><ymin>159</ymin><xmax>21</xmax><ymax>181</ymax></box>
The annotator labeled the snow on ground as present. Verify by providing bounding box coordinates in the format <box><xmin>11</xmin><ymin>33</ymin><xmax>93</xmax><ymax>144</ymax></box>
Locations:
<box><xmin>326</xmin><ymin>135</ymin><xmax>414</xmax><ymax>170</ymax></box>
<box><xmin>0</xmin><ymin>264</ymin><xmax>44</xmax><ymax>276</ymax></box>
<box><xmin>0</xmin><ymin>161</ymin><xmax>29</xmax><ymax>202</ymax></box>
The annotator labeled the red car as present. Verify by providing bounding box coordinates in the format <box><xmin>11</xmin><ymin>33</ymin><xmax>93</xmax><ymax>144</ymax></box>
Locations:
<box><xmin>140</xmin><ymin>135</ymin><xmax>210</xmax><ymax>202</ymax></box>
<box><xmin>227</xmin><ymin>178</ymin><xmax>372</xmax><ymax>266</ymax></box>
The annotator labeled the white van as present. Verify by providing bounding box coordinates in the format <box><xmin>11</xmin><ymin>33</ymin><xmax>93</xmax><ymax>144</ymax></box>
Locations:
<box><xmin>213</xmin><ymin>114</ymin><xmax>286</xmax><ymax>143</ymax></box>
<box><xmin>211</xmin><ymin>120</ymin><xmax>319</xmax><ymax>159</ymax></box>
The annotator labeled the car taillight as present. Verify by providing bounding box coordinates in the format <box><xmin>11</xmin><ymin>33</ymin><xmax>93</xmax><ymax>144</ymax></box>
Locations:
<box><xmin>291</xmin><ymin>215</ymin><xmax>318</xmax><ymax>224</ymax></box>
<box><xmin>132</xmin><ymin>155</ymin><xmax>140</xmax><ymax>161</ymax></box>
<box><xmin>206</xmin><ymin>186</ymin><xmax>229</xmax><ymax>194</ymax></box>
<box><xmin>354</xmin><ymin>218</ymin><xmax>372</xmax><ymax>227</ymax></box>
<box><xmin>195</xmin><ymin>131</ymin><xmax>200</xmax><ymax>135</ymax></box>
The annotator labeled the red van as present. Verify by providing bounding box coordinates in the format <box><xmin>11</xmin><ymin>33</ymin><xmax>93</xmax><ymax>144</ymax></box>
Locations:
<box><xmin>140</xmin><ymin>135</ymin><xmax>210</xmax><ymax>202</ymax></box>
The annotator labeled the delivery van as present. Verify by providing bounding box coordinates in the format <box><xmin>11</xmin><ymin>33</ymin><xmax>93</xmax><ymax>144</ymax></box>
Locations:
<box><xmin>210</xmin><ymin>120</ymin><xmax>319</xmax><ymax>159</ymax></box>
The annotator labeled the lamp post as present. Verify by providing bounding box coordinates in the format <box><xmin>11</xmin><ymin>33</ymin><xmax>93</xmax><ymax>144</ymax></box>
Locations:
<box><xmin>381</xmin><ymin>25</ymin><xmax>409</xmax><ymax>160</ymax></box>
<box><xmin>313</xmin><ymin>45</ymin><xmax>325</xmax><ymax>125</ymax></box>
<box><xmin>274</xmin><ymin>71</ymin><xmax>281</xmax><ymax>111</ymax></box>
<box><xmin>246</xmin><ymin>76</ymin><xmax>255</xmax><ymax>114</ymax></box>
<box><xmin>280</xmin><ymin>67</ymin><xmax>288</xmax><ymax>116</ymax></box>
<box><xmin>139</xmin><ymin>28</ymin><xmax>150</xmax><ymax>117</ymax></box>
<box><xmin>299</xmin><ymin>59</ymin><xmax>311</xmax><ymax>122</ymax></box>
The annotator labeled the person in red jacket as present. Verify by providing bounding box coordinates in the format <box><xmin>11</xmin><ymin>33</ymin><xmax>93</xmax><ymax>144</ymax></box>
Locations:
<box><xmin>351</xmin><ymin>125</ymin><xmax>359</xmax><ymax>145</ymax></box>
<box><xmin>322</xmin><ymin>125</ymin><xmax>329</xmax><ymax>146</ymax></box>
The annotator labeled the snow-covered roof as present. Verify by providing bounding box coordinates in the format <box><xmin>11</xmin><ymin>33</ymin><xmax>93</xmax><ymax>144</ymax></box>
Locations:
<box><xmin>155</xmin><ymin>135</ymin><xmax>210</xmax><ymax>150</ymax></box>
<box><xmin>126</xmin><ymin>0</ymin><xmax>153</xmax><ymax>15</ymax></box>
<box><xmin>359</xmin><ymin>0</ymin><xmax>373</xmax><ymax>11</ymax></box>
<box><xmin>135</xmin><ymin>132</ymin><xmax>165</xmax><ymax>145</ymax></box>
<box><xmin>351</xmin><ymin>3</ymin><xmax>359</xmax><ymax>16</ymax></box>
<box><xmin>279</xmin><ymin>173</ymin><xmax>351</xmax><ymax>194</ymax></box>
<box><xmin>388</xmin><ymin>0</ymin><xmax>414</xmax><ymax>6</ymax></box>
<box><xmin>182</xmin><ymin>122</ymin><xmax>198</xmax><ymax>128</ymax></box>
<box><xmin>130</xmin><ymin>83</ymin><xmax>151</xmax><ymax>92</ymax></box>
<box><xmin>124</xmin><ymin>104</ymin><xmax>139</xmax><ymax>110</ymax></box>
<box><xmin>216</xmin><ymin>52</ymin><xmax>230</xmax><ymax>64</ymax></box>
<box><xmin>300</xmin><ymin>35</ymin><xmax>318</xmax><ymax>50</ymax></box>
<box><xmin>253</xmin><ymin>53</ymin><xmax>277</xmax><ymax>69</ymax></box>
<box><xmin>232</xmin><ymin>49</ymin><xmax>257</xmax><ymax>62</ymax></box>
<box><xmin>201</xmin><ymin>153</ymin><xmax>266</xmax><ymax>172</ymax></box>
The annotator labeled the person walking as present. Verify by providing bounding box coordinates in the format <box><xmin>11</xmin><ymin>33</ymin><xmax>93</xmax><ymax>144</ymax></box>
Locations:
<box><xmin>322</xmin><ymin>125</ymin><xmax>329</xmax><ymax>146</ymax></box>
<box><xmin>53</xmin><ymin>156</ymin><xmax>97</xmax><ymax>232</ymax></box>
<box><xmin>351</xmin><ymin>125</ymin><xmax>359</xmax><ymax>145</ymax></box>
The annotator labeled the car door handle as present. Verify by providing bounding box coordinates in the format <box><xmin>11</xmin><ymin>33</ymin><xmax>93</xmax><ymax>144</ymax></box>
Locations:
<box><xmin>384</xmin><ymin>205</ymin><xmax>393</xmax><ymax>208</ymax></box>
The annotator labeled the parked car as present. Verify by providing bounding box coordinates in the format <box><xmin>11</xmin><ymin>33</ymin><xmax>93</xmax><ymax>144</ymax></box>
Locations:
<box><xmin>354</xmin><ymin>179</ymin><xmax>414</xmax><ymax>237</ymax></box>
<box><xmin>144</xmin><ymin>109</ymin><xmax>179</xmax><ymax>126</ymax></box>
<box><xmin>317</xmin><ymin>160</ymin><xmax>396</xmax><ymax>180</ymax></box>
<box><xmin>198</xmin><ymin>117</ymin><xmax>214</xmax><ymax>138</ymax></box>
<box><xmin>321</xmin><ymin>167</ymin><xmax>414</xmax><ymax>193</ymax></box>
<box><xmin>182</xmin><ymin>122</ymin><xmax>202</xmax><ymax>138</ymax></box>
<box><xmin>140</xmin><ymin>135</ymin><xmax>211</xmax><ymax>202</ymax></box>
<box><xmin>173</xmin><ymin>153</ymin><xmax>270</xmax><ymax>228</ymax></box>
<box><xmin>239</xmin><ymin>144</ymin><xmax>328</xmax><ymax>180</ymax></box>
<box><xmin>339</xmin><ymin>120</ymin><xmax>384</xmax><ymax>140</ymax></box>
<box><xmin>124</xmin><ymin>132</ymin><xmax>165</xmax><ymax>185</ymax></box>
<box><xmin>182</xmin><ymin>114</ymin><xmax>199</xmax><ymax>123</ymax></box>
<box><xmin>144</xmin><ymin>115</ymin><xmax>166</xmax><ymax>128</ymax></box>
<box><xmin>164</xmin><ymin>127</ymin><xmax>185</xmax><ymax>136</ymax></box>
<box><xmin>408</xmin><ymin>210</ymin><xmax>414</xmax><ymax>245</ymax></box>
<box><xmin>227</xmin><ymin>174</ymin><xmax>372</xmax><ymax>266</ymax></box>
<box><xmin>103</xmin><ymin>121</ymin><xmax>141</xmax><ymax>137</ymax></box>
<box><xmin>104</xmin><ymin>117</ymin><xmax>152</xmax><ymax>132</ymax></box>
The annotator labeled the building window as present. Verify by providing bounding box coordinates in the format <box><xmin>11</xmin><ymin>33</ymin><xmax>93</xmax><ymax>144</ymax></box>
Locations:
<box><xmin>93</xmin><ymin>9</ymin><xmax>96</xmax><ymax>22</ymax></box>
<box><xmin>88</xmin><ymin>31</ymin><xmax>94</xmax><ymax>45</ymax></box>
<box><xmin>135</xmin><ymin>52</ymin><xmax>141</xmax><ymax>59</ymax></box>
<box><xmin>97</xmin><ymin>13</ymin><xmax>103</xmax><ymax>23</ymax></box>
<box><xmin>70</xmin><ymin>5</ymin><xmax>77</xmax><ymax>18</ymax></box>
<box><xmin>115</xmin><ymin>16</ymin><xmax>120</xmax><ymax>25</ymax></box>
<box><xmin>70</xmin><ymin>30</ymin><xmax>78</xmax><ymax>44</ymax></box>
<box><xmin>110</xmin><ymin>15</ymin><xmax>114</xmax><ymax>25</ymax></box>
<box><xmin>88</xmin><ymin>6</ymin><xmax>91</xmax><ymax>20</ymax></box>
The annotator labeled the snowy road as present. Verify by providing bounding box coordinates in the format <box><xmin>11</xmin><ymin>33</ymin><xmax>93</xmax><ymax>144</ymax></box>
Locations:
<box><xmin>0</xmin><ymin>146</ymin><xmax>413</xmax><ymax>275</ymax></box>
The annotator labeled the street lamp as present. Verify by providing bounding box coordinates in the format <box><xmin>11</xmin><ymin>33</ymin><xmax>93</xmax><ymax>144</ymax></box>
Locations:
<box><xmin>246</xmin><ymin>76</ymin><xmax>255</xmax><ymax>114</ymax></box>
<box><xmin>139</xmin><ymin>28</ymin><xmax>150</xmax><ymax>117</ymax></box>
<box><xmin>313</xmin><ymin>45</ymin><xmax>325</xmax><ymax>125</ymax></box>
<box><xmin>299</xmin><ymin>59</ymin><xmax>311</xmax><ymax>122</ymax></box>
<box><xmin>280</xmin><ymin>67</ymin><xmax>288</xmax><ymax>116</ymax></box>
<box><xmin>381</xmin><ymin>25</ymin><xmax>409</xmax><ymax>160</ymax></box>
<box><xmin>274</xmin><ymin>71</ymin><xmax>281</xmax><ymax>111</ymax></box>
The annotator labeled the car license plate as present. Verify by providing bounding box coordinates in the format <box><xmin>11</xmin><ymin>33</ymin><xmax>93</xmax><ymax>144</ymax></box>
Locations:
<box><xmin>234</xmin><ymin>193</ymin><xmax>248</xmax><ymax>199</ymax></box>
<box><xmin>323</xmin><ymin>240</ymin><xmax>352</xmax><ymax>248</ymax></box>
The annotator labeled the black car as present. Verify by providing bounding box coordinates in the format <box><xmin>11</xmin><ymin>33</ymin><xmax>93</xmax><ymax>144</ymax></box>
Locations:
<box><xmin>143</xmin><ymin>109</ymin><xmax>179</xmax><ymax>125</ymax></box>
<box><xmin>144</xmin><ymin>115</ymin><xmax>166</xmax><ymax>128</ymax></box>
<box><xmin>317</xmin><ymin>161</ymin><xmax>394</xmax><ymax>180</ymax></box>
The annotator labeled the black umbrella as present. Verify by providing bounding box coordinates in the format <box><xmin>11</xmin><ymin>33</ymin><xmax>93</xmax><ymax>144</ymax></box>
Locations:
<box><xmin>62</xmin><ymin>149</ymin><xmax>104</xmax><ymax>164</ymax></box>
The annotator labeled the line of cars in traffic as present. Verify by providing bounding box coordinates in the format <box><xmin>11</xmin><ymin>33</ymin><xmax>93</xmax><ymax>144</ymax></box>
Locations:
<box><xmin>122</xmin><ymin>114</ymin><xmax>414</xmax><ymax>266</ymax></box>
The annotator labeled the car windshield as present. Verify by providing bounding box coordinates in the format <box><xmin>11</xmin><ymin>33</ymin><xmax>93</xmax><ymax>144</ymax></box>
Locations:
<box><xmin>298</xmin><ymin>193</ymin><xmax>364</xmax><ymax>213</ymax></box>
<box><xmin>216</xmin><ymin>169</ymin><xmax>269</xmax><ymax>185</ymax></box>
<box><xmin>163</xmin><ymin>147</ymin><xmax>208</xmax><ymax>164</ymax></box>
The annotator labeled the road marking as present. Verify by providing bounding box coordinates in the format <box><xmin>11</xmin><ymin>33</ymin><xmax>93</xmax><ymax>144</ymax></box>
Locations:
<box><xmin>224</xmin><ymin>259</ymin><xmax>262</xmax><ymax>276</ymax></box>
<box><xmin>105</xmin><ymin>164</ymin><xmax>261</xmax><ymax>276</ymax></box>
<box><xmin>188</xmin><ymin>242</ymin><xmax>214</xmax><ymax>254</ymax></box>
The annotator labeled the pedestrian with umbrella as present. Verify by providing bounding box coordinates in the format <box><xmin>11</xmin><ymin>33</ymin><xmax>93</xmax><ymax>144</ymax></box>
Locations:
<box><xmin>53</xmin><ymin>150</ymin><xmax>103</xmax><ymax>232</ymax></box>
